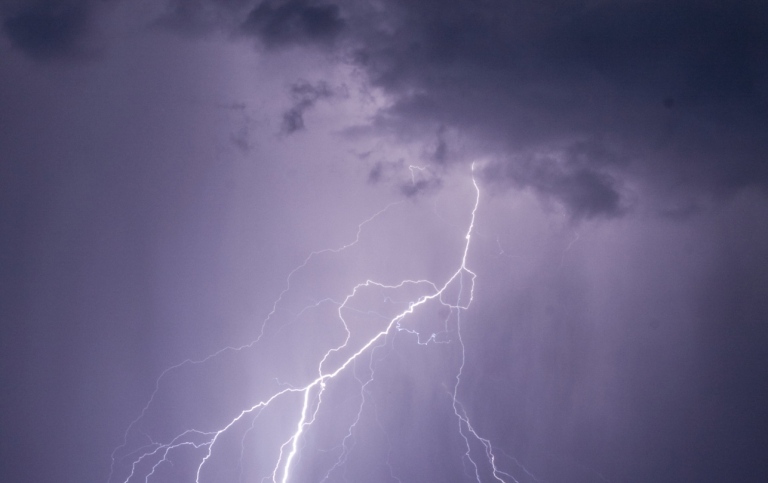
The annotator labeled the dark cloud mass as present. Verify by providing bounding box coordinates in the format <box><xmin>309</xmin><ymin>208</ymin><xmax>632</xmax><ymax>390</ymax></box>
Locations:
<box><xmin>241</xmin><ymin>0</ymin><xmax>344</xmax><ymax>48</ymax></box>
<box><xmin>483</xmin><ymin>153</ymin><xmax>624</xmax><ymax>218</ymax></box>
<box><xmin>281</xmin><ymin>79</ymin><xmax>335</xmax><ymax>133</ymax></box>
<box><xmin>11</xmin><ymin>0</ymin><xmax>765</xmax><ymax>217</ymax></box>
<box><xmin>154</xmin><ymin>0</ymin><xmax>254</xmax><ymax>36</ymax></box>
<box><xmin>2</xmin><ymin>1</ymin><xmax>90</xmax><ymax>60</ymax></box>
<box><xmin>339</xmin><ymin>0</ymin><xmax>768</xmax><ymax>216</ymax></box>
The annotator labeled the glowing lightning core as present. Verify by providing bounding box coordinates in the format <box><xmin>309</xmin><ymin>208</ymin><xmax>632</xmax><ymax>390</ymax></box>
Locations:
<box><xmin>109</xmin><ymin>163</ymin><xmax>533</xmax><ymax>483</ymax></box>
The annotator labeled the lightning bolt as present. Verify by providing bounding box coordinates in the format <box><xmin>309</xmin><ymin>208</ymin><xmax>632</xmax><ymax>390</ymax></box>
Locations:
<box><xmin>109</xmin><ymin>163</ymin><xmax>537</xmax><ymax>482</ymax></box>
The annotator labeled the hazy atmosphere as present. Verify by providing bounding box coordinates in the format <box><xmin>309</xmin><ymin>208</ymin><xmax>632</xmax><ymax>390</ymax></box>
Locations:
<box><xmin>2</xmin><ymin>1</ymin><xmax>768</xmax><ymax>482</ymax></box>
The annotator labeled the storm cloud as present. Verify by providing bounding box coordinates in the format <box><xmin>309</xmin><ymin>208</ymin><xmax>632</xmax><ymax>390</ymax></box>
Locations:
<box><xmin>131</xmin><ymin>0</ymin><xmax>768</xmax><ymax>216</ymax></box>
<box><xmin>13</xmin><ymin>0</ymin><xmax>765</xmax><ymax>217</ymax></box>
<box><xmin>242</xmin><ymin>0</ymin><xmax>345</xmax><ymax>48</ymax></box>
<box><xmin>341</xmin><ymin>0</ymin><xmax>768</xmax><ymax>216</ymax></box>
<box><xmin>281</xmin><ymin>79</ymin><xmax>336</xmax><ymax>133</ymax></box>
<box><xmin>2</xmin><ymin>1</ymin><xmax>93</xmax><ymax>60</ymax></box>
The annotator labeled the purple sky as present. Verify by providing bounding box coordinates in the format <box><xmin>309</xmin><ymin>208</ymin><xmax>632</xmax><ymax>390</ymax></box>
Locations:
<box><xmin>2</xmin><ymin>1</ymin><xmax>768</xmax><ymax>482</ymax></box>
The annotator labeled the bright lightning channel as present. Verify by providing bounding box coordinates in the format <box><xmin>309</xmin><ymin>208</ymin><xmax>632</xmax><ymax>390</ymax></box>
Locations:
<box><xmin>109</xmin><ymin>163</ymin><xmax>536</xmax><ymax>482</ymax></box>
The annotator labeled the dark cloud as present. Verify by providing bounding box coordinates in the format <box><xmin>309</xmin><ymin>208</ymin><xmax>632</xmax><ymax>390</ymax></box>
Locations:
<box><xmin>367</xmin><ymin>158</ymin><xmax>442</xmax><ymax>198</ymax></box>
<box><xmin>399</xmin><ymin>175</ymin><xmax>441</xmax><ymax>198</ymax></box>
<box><xmin>430</xmin><ymin>124</ymin><xmax>449</xmax><ymax>165</ymax></box>
<box><xmin>241</xmin><ymin>0</ymin><xmax>344</xmax><ymax>49</ymax></box>
<box><xmin>483</xmin><ymin>153</ymin><xmax>624</xmax><ymax>219</ymax></box>
<box><xmin>280</xmin><ymin>79</ymin><xmax>335</xmax><ymax>133</ymax></box>
<box><xmin>2</xmin><ymin>1</ymin><xmax>90</xmax><ymax>60</ymax></box>
<box><xmin>153</xmin><ymin>0</ymin><xmax>253</xmax><ymax>36</ymax></box>
<box><xmin>336</xmin><ymin>0</ymin><xmax>768</xmax><ymax>216</ymax></box>
<box><xmin>7</xmin><ymin>0</ymin><xmax>767</xmax><ymax>216</ymax></box>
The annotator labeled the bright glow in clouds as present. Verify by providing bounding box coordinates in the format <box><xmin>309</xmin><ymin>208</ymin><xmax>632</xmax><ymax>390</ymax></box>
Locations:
<box><xmin>108</xmin><ymin>164</ymin><xmax>535</xmax><ymax>483</ymax></box>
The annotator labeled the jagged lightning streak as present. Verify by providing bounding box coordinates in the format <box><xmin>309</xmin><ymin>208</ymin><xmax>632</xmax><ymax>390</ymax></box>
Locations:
<box><xmin>109</xmin><ymin>163</ymin><xmax>535</xmax><ymax>483</ymax></box>
<box><xmin>107</xmin><ymin>202</ymin><xmax>401</xmax><ymax>482</ymax></box>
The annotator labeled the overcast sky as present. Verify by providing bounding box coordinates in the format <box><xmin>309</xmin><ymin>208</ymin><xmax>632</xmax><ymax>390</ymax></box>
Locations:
<box><xmin>2</xmin><ymin>1</ymin><xmax>768</xmax><ymax>482</ymax></box>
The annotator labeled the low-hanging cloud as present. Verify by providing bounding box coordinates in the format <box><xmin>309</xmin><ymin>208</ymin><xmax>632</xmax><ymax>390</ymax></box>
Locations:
<box><xmin>241</xmin><ymin>0</ymin><xmax>344</xmax><ymax>49</ymax></box>
<box><xmin>2</xmin><ymin>0</ymin><xmax>92</xmax><ymax>60</ymax></box>
<box><xmin>12</xmin><ymin>0</ymin><xmax>765</xmax><ymax>217</ymax></box>
<box><xmin>281</xmin><ymin>79</ymin><xmax>336</xmax><ymax>134</ymax></box>
<box><xmin>340</xmin><ymin>0</ymin><xmax>768</xmax><ymax>217</ymax></box>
